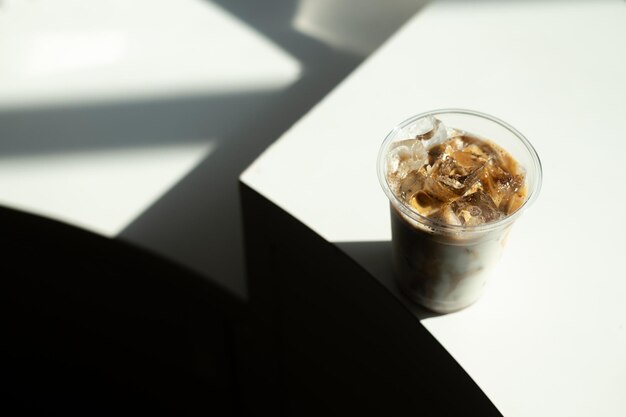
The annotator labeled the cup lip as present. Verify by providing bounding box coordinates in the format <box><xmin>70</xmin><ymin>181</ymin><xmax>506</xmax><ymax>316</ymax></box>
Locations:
<box><xmin>377</xmin><ymin>108</ymin><xmax>543</xmax><ymax>234</ymax></box>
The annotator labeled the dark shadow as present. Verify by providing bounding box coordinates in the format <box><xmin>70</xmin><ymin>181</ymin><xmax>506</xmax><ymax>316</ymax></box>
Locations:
<box><xmin>119</xmin><ymin>1</ymin><xmax>368</xmax><ymax>298</ymax></box>
<box><xmin>0</xmin><ymin>0</ymin><xmax>367</xmax><ymax>303</ymax></box>
<box><xmin>240</xmin><ymin>183</ymin><xmax>502</xmax><ymax>416</ymax></box>
<box><xmin>0</xmin><ymin>0</ymin><xmax>425</xmax><ymax>302</ymax></box>
<box><xmin>0</xmin><ymin>37</ymin><xmax>359</xmax><ymax>301</ymax></box>
<box><xmin>0</xmin><ymin>205</ymin><xmax>244</xmax><ymax>416</ymax></box>
<box><xmin>0</xmin><ymin>90</ymin><xmax>275</xmax><ymax>156</ymax></box>
<box><xmin>0</xmin><ymin>89</ymin><xmax>293</xmax><ymax>300</ymax></box>
<box><xmin>117</xmin><ymin>66</ymin><xmax>361</xmax><ymax>299</ymax></box>
<box><xmin>0</xmin><ymin>2</ymin><xmax>441</xmax><ymax>413</ymax></box>
<box><xmin>335</xmin><ymin>240</ymin><xmax>442</xmax><ymax>320</ymax></box>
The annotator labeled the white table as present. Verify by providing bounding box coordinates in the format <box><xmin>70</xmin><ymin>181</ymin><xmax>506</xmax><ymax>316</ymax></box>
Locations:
<box><xmin>242</xmin><ymin>1</ymin><xmax>626</xmax><ymax>415</ymax></box>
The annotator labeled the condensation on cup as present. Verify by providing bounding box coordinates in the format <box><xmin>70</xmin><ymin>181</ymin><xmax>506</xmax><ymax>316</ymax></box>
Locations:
<box><xmin>377</xmin><ymin>109</ymin><xmax>542</xmax><ymax>313</ymax></box>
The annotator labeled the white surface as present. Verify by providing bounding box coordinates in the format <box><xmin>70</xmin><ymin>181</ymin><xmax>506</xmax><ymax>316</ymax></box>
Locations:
<box><xmin>0</xmin><ymin>0</ymin><xmax>300</xmax><ymax>108</ymax></box>
<box><xmin>0</xmin><ymin>0</ymin><xmax>299</xmax><ymax>236</ymax></box>
<box><xmin>293</xmin><ymin>0</ymin><xmax>428</xmax><ymax>56</ymax></box>
<box><xmin>0</xmin><ymin>142</ymin><xmax>214</xmax><ymax>236</ymax></box>
<box><xmin>242</xmin><ymin>1</ymin><xmax>626</xmax><ymax>415</ymax></box>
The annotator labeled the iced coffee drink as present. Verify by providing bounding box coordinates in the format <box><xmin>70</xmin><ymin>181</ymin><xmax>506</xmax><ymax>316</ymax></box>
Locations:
<box><xmin>378</xmin><ymin>110</ymin><xmax>542</xmax><ymax>313</ymax></box>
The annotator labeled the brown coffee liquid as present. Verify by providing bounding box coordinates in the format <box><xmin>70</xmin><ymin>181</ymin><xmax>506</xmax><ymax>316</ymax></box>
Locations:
<box><xmin>390</xmin><ymin>134</ymin><xmax>527</xmax><ymax>227</ymax></box>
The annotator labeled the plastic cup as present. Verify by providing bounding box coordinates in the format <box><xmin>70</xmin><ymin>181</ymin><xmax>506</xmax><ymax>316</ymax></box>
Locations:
<box><xmin>377</xmin><ymin>109</ymin><xmax>542</xmax><ymax>313</ymax></box>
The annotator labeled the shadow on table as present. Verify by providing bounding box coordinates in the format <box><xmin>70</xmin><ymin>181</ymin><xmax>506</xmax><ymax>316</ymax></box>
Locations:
<box><xmin>0</xmin><ymin>88</ymin><xmax>305</xmax><ymax>299</ymax></box>
<box><xmin>335</xmin><ymin>240</ymin><xmax>443</xmax><ymax>320</ymax></box>
<box><xmin>240</xmin><ymin>183</ymin><xmax>502</xmax><ymax>416</ymax></box>
<box><xmin>0</xmin><ymin>205</ymin><xmax>243</xmax><ymax>416</ymax></box>
<box><xmin>0</xmin><ymin>0</ymin><xmax>428</xmax><ymax>301</ymax></box>
<box><xmin>0</xmin><ymin>1</ymin><xmax>438</xmax><ymax>413</ymax></box>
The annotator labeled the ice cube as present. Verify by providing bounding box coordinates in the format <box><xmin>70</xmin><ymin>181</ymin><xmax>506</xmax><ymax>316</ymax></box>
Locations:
<box><xmin>408</xmin><ymin>189</ymin><xmax>441</xmax><ymax>217</ymax></box>
<box><xmin>503</xmin><ymin>189</ymin><xmax>526</xmax><ymax>215</ymax></box>
<box><xmin>423</xmin><ymin>142</ymin><xmax>491</xmax><ymax>202</ymax></box>
<box><xmin>480</xmin><ymin>160</ymin><xmax>525</xmax><ymax>211</ymax></box>
<box><xmin>399</xmin><ymin>169</ymin><xmax>426</xmax><ymax>202</ymax></box>
<box><xmin>451</xmin><ymin>144</ymin><xmax>490</xmax><ymax>174</ymax></box>
<box><xmin>435</xmin><ymin>203</ymin><xmax>462</xmax><ymax>226</ymax></box>
<box><xmin>399</xmin><ymin>115</ymin><xmax>448</xmax><ymax>149</ymax></box>
<box><xmin>451</xmin><ymin>191</ymin><xmax>503</xmax><ymax>226</ymax></box>
<box><xmin>386</xmin><ymin>139</ymin><xmax>427</xmax><ymax>179</ymax></box>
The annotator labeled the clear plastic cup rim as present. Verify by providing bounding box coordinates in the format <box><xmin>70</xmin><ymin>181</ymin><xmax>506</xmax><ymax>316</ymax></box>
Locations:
<box><xmin>377</xmin><ymin>108</ymin><xmax>543</xmax><ymax>235</ymax></box>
